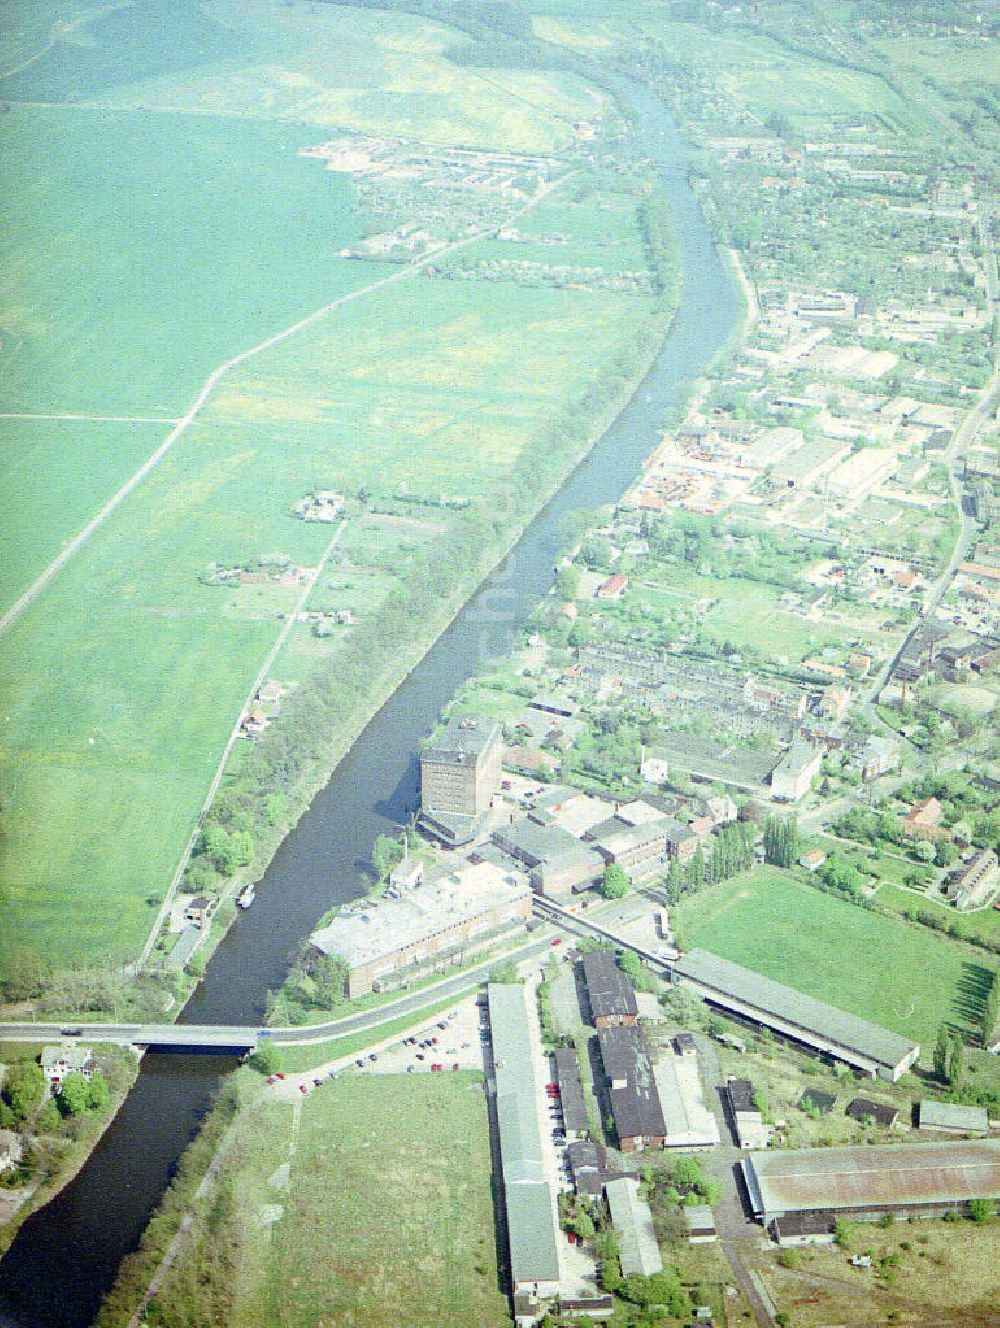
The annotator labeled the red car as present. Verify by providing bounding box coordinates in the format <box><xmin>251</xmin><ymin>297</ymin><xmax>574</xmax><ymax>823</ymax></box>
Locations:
<box><xmin>452</xmin><ymin>1063</ymin><xmax>460</xmax><ymax>1071</ymax></box>
<box><xmin>298</xmin><ymin>1084</ymin><xmax>309</xmax><ymax>1095</ymax></box>
<box><xmin>431</xmin><ymin>1063</ymin><xmax>443</xmax><ymax>1072</ymax></box>
<box><xmin>275</xmin><ymin>1073</ymin><xmax>285</xmax><ymax>1080</ymax></box>
<box><xmin>551</xmin><ymin>938</ymin><xmax>563</xmax><ymax>947</ymax></box>
<box><xmin>545</xmin><ymin>1083</ymin><xmax>559</xmax><ymax>1093</ymax></box>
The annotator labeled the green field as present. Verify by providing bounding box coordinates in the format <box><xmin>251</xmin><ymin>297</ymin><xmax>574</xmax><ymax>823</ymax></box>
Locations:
<box><xmin>631</xmin><ymin>570</ymin><xmax>895</xmax><ymax>667</ymax></box>
<box><xmin>0</xmin><ymin>417</ymin><xmax>165</xmax><ymax>610</ymax></box>
<box><xmin>140</xmin><ymin>1073</ymin><xmax>510</xmax><ymax>1328</ymax></box>
<box><xmin>675</xmin><ymin>868</ymin><xmax>997</xmax><ymax>1052</ymax></box>
<box><xmin>0</xmin><ymin>2</ymin><xmax>658</xmax><ymax>975</ymax></box>
<box><xmin>0</xmin><ymin>106</ymin><xmax>376</xmax><ymax>417</ymax></box>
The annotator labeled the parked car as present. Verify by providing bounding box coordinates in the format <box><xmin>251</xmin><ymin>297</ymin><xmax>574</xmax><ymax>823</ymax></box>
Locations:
<box><xmin>452</xmin><ymin>1063</ymin><xmax>460</xmax><ymax>1071</ymax></box>
<box><xmin>313</xmin><ymin>1079</ymin><xmax>322</xmax><ymax>1087</ymax></box>
<box><xmin>431</xmin><ymin>1063</ymin><xmax>443</xmax><ymax>1072</ymax></box>
<box><xmin>368</xmin><ymin>1053</ymin><xmax>377</xmax><ymax>1062</ymax></box>
<box><xmin>416</xmin><ymin>1053</ymin><xmax>425</xmax><ymax>1061</ymax></box>
<box><xmin>551</xmin><ymin>938</ymin><xmax>563</xmax><ymax>947</ymax></box>
<box><xmin>406</xmin><ymin>1065</ymin><xmax>415</xmax><ymax>1073</ymax></box>
<box><xmin>355</xmin><ymin>1059</ymin><xmax>365</xmax><ymax>1068</ymax></box>
<box><xmin>299</xmin><ymin>1084</ymin><xmax>309</xmax><ymax>1095</ymax></box>
<box><xmin>437</xmin><ymin>1022</ymin><xmax>448</xmax><ymax>1030</ymax></box>
<box><xmin>275</xmin><ymin>1073</ymin><xmax>285</xmax><ymax>1080</ymax></box>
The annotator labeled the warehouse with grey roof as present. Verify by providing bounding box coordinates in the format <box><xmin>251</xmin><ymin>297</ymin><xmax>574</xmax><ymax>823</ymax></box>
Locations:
<box><xmin>744</xmin><ymin>1139</ymin><xmax>1000</xmax><ymax>1224</ymax></box>
<box><xmin>672</xmin><ymin>949</ymin><xmax>919</xmax><ymax>1081</ymax></box>
<box><xmin>487</xmin><ymin>983</ymin><xmax>561</xmax><ymax>1304</ymax></box>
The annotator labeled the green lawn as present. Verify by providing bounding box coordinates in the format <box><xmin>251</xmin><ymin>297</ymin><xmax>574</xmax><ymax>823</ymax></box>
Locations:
<box><xmin>875</xmin><ymin>882</ymin><xmax>1000</xmax><ymax>949</ymax></box>
<box><xmin>675</xmin><ymin>868</ymin><xmax>997</xmax><ymax>1053</ymax></box>
<box><xmin>239</xmin><ymin>1074</ymin><xmax>510</xmax><ymax>1328</ymax></box>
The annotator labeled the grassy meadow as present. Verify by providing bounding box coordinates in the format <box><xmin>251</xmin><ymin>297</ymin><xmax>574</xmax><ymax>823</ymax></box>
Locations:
<box><xmin>140</xmin><ymin>1073</ymin><xmax>509</xmax><ymax>1328</ymax></box>
<box><xmin>0</xmin><ymin>417</ymin><xmax>164</xmax><ymax>611</ymax></box>
<box><xmin>674</xmin><ymin>868</ymin><xmax>997</xmax><ymax>1054</ymax></box>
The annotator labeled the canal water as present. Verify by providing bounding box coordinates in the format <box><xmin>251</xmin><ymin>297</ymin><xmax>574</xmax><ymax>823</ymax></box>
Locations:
<box><xmin>0</xmin><ymin>77</ymin><xmax>741</xmax><ymax>1327</ymax></box>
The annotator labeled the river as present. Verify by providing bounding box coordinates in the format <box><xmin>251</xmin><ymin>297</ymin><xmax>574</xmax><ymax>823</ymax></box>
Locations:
<box><xmin>0</xmin><ymin>76</ymin><xmax>741</xmax><ymax>1328</ymax></box>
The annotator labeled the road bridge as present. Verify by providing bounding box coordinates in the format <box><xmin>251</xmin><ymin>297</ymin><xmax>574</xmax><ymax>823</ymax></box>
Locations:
<box><xmin>0</xmin><ymin>930</ymin><xmax>561</xmax><ymax>1052</ymax></box>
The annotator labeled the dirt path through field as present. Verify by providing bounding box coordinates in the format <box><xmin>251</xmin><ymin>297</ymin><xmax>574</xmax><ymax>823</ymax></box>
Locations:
<box><xmin>0</xmin><ymin>170</ymin><xmax>574</xmax><ymax>643</ymax></box>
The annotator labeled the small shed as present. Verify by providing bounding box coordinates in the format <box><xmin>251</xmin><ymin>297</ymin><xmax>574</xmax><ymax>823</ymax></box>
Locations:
<box><xmin>684</xmin><ymin>1204</ymin><xmax>717</xmax><ymax>1244</ymax></box>
<box><xmin>846</xmin><ymin>1097</ymin><xmax>899</xmax><ymax>1129</ymax></box>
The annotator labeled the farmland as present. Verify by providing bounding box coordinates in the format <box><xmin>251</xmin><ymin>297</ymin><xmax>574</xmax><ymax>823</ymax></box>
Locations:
<box><xmin>0</xmin><ymin>1</ymin><xmax>662</xmax><ymax>977</ymax></box>
<box><xmin>674</xmin><ymin>868</ymin><xmax>998</xmax><ymax>1054</ymax></box>
<box><xmin>135</xmin><ymin>1073</ymin><xmax>509</xmax><ymax>1328</ymax></box>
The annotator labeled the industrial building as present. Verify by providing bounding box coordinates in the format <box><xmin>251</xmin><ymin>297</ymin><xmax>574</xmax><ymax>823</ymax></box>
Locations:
<box><xmin>743</xmin><ymin>1140</ymin><xmax>1000</xmax><ymax>1224</ymax></box>
<box><xmin>918</xmin><ymin>1101</ymin><xmax>989</xmax><ymax>1134</ymax></box>
<box><xmin>581</xmin><ymin>952</ymin><xmax>639</xmax><ymax>1028</ymax></box>
<box><xmin>310</xmin><ymin>860</ymin><xmax>531</xmax><ymax>996</ymax></box>
<box><xmin>725</xmin><ymin>1078</ymin><xmax>771</xmax><ymax>1150</ymax></box>
<box><xmin>672</xmin><ymin>950</ymin><xmax>920</xmax><ymax>1081</ymax></box>
<box><xmin>491</xmin><ymin>818</ymin><xmax>604</xmax><ymax>898</ymax></box>
<box><xmin>605</xmin><ymin>1176</ymin><xmax>663</xmax><ymax>1276</ymax></box>
<box><xmin>420</xmin><ymin>713</ymin><xmax>502</xmax><ymax>838</ymax></box>
<box><xmin>487</xmin><ymin>984</ymin><xmax>561</xmax><ymax>1309</ymax></box>
<box><xmin>654</xmin><ymin>1038</ymin><xmax>720</xmax><ymax>1149</ymax></box>
<box><xmin>770</xmin><ymin>740</ymin><xmax>822</xmax><ymax>802</ymax></box>
<box><xmin>553</xmin><ymin>1047</ymin><xmax>589</xmax><ymax>1141</ymax></box>
<box><xmin>597</xmin><ymin>1025</ymin><xmax>667</xmax><ymax>1151</ymax></box>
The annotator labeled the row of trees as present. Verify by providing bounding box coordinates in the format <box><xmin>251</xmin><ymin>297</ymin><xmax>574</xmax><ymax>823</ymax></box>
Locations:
<box><xmin>933</xmin><ymin>1026</ymin><xmax>967</xmax><ymax>1089</ymax></box>
<box><xmin>763</xmin><ymin>815</ymin><xmax>801</xmax><ymax>868</ymax></box>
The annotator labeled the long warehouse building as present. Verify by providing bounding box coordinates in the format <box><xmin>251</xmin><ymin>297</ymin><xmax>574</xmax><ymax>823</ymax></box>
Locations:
<box><xmin>744</xmin><ymin>1139</ymin><xmax>1000</xmax><ymax>1225</ymax></box>
<box><xmin>487</xmin><ymin>983</ymin><xmax>561</xmax><ymax>1312</ymax></box>
<box><xmin>672</xmin><ymin>949</ymin><xmax>919</xmax><ymax>1081</ymax></box>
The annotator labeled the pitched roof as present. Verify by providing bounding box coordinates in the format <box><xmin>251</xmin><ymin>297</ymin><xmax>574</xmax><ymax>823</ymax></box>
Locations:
<box><xmin>581</xmin><ymin>951</ymin><xmax>638</xmax><ymax>1022</ymax></box>
<box><xmin>605</xmin><ymin>1177</ymin><xmax>663</xmax><ymax>1276</ymax></box>
<box><xmin>745</xmin><ymin>1139</ymin><xmax>1000</xmax><ymax>1216</ymax></box>
<box><xmin>673</xmin><ymin>949</ymin><xmax>918</xmax><ymax>1073</ymax></box>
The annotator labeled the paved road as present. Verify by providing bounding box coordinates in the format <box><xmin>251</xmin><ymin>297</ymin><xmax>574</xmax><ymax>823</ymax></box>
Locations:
<box><xmin>0</xmin><ymin>932</ymin><xmax>561</xmax><ymax>1049</ymax></box>
<box><xmin>693</xmin><ymin>1032</ymin><xmax>776</xmax><ymax>1328</ymax></box>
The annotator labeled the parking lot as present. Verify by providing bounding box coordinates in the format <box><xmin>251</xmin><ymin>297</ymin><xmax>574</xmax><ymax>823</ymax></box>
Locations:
<box><xmin>355</xmin><ymin>995</ymin><xmax>484</xmax><ymax>1076</ymax></box>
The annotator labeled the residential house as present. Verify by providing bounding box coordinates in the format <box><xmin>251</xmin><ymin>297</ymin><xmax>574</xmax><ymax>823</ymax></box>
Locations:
<box><xmin>0</xmin><ymin>1130</ymin><xmax>23</xmax><ymax>1174</ymax></box>
<box><xmin>900</xmin><ymin>797</ymin><xmax>949</xmax><ymax>841</ymax></box>
<box><xmin>183</xmin><ymin>895</ymin><xmax>212</xmax><ymax>929</ymax></box>
<box><xmin>596</xmin><ymin>574</ymin><xmax>628</xmax><ymax>601</ymax></box>
<box><xmin>945</xmin><ymin>848</ymin><xmax>999</xmax><ymax>910</ymax></box>
<box><xmin>852</xmin><ymin>736</ymin><xmax>900</xmax><ymax>782</ymax></box>
<box><xmin>40</xmin><ymin>1045</ymin><xmax>93</xmax><ymax>1095</ymax></box>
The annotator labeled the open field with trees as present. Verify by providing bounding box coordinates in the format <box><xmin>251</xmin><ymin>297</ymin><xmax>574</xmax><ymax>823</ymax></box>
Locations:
<box><xmin>674</xmin><ymin>868</ymin><xmax>998</xmax><ymax>1055</ymax></box>
<box><xmin>100</xmin><ymin>1072</ymin><xmax>509</xmax><ymax>1328</ymax></box>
